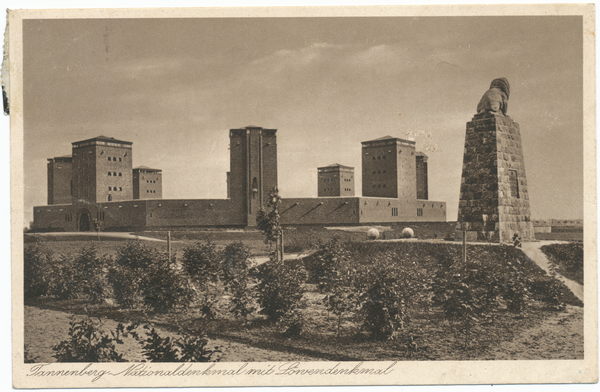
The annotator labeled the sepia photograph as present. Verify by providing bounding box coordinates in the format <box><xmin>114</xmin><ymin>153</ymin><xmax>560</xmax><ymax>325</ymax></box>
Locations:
<box><xmin>7</xmin><ymin>3</ymin><xmax>597</xmax><ymax>389</ymax></box>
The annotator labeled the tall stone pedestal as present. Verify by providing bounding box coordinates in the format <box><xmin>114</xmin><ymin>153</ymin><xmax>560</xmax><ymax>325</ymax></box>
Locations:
<box><xmin>456</xmin><ymin>114</ymin><xmax>535</xmax><ymax>243</ymax></box>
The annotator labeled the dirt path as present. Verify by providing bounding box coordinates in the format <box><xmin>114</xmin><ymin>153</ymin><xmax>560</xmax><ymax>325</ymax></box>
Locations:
<box><xmin>24</xmin><ymin>306</ymin><xmax>317</xmax><ymax>363</ymax></box>
<box><xmin>488</xmin><ymin>305</ymin><xmax>583</xmax><ymax>360</ymax></box>
<box><xmin>251</xmin><ymin>252</ymin><xmax>312</xmax><ymax>267</ymax></box>
<box><xmin>521</xmin><ymin>241</ymin><xmax>584</xmax><ymax>302</ymax></box>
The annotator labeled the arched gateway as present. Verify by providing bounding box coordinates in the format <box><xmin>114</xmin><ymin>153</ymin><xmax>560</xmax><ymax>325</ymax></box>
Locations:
<box><xmin>77</xmin><ymin>209</ymin><xmax>92</xmax><ymax>232</ymax></box>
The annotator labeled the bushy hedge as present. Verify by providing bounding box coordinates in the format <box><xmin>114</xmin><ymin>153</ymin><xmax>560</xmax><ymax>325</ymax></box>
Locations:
<box><xmin>255</xmin><ymin>255</ymin><xmax>307</xmax><ymax>323</ymax></box>
<box><xmin>24</xmin><ymin>245</ymin><xmax>52</xmax><ymax>299</ymax></box>
<box><xmin>432</xmin><ymin>245</ymin><xmax>533</xmax><ymax>330</ymax></box>
<box><xmin>108</xmin><ymin>241</ymin><xmax>195</xmax><ymax>312</ymax></box>
<box><xmin>25</xmin><ymin>240</ymin><xmax>257</xmax><ymax>318</ymax></box>
<box><xmin>25</xmin><ymin>241</ymin><xmax>196</xmax><ymax>313</ymax></box>
<box><xmin>221</xmin><ymin>242</ymin><xmax>255</xmax><ymax>321</ymax></box>
<box><xmin>180</xmin><ymin>240</ymin><xmax>221</xmax><ymax>288</ymax></box>
<box><xmin>303</xmin><ymin>239</ymin><xmax>350</xmax><ymax>291</ymax></box>
<box><xmin>25</xmin><ymin>244</ymin><xmax>110</xmax><ymax>302</ymax></box>
<box><xmin>353</xmin><ymin>251</ymin><xmax>426</xmax><ymax>339</ymax></box>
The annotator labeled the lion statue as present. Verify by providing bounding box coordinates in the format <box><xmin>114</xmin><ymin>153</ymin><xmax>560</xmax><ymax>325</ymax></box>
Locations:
<box><xmin>475</xmin><ymin>78</ymin><xmax>510</xmax><ymax>117</ymax></box>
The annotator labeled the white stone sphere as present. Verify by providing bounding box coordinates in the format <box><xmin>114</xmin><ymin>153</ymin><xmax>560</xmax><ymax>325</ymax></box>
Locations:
<box><xmin>366</xmin><ymin>228</ymin><xmax>380</xmax><ymax>240</ymax></box>
<box><xmin>402</xmin><ymin>227</ymin><xmax>414</xmax><ymax>238</ymax></box>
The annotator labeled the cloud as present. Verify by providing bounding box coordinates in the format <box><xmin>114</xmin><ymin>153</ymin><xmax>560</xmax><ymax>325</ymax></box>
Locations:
<box><xmin>111</xmin><ymin>57</ymin><xmax>187</xmax><ymax>78</ymax></box>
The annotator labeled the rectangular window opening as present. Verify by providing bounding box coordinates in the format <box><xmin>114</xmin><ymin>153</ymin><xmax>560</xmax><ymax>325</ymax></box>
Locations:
<box><xmin>509</xmin><ymin>170</ymin><xmax>520</xmax><ymax>198</ymax></box>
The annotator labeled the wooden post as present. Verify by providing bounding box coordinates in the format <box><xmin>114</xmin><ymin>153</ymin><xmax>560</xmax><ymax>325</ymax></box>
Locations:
<box><xmin>276</xmin><ymin>229</ymin><xmax>284</xmax><ymax>263</ymax></box>
<box><xmin>280</xmin><ymin>229</ymin><xmax>284</xmax><ymax>262</ymax></box>
<box><xmin>462</xmin><ymin>229</ymin><xmax>467</xmax><ymax>265</ymax></box>
<box><xmin>167</xmin><ymin>231</ymin><xmax>172</xmax><ymax>264</ymax></box>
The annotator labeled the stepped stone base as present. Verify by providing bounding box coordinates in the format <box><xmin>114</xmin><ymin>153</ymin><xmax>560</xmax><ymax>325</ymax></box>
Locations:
<box><xmin>456</xmin><ymin>114</ymin><xmax>535</xmax><ymax>243</ymax></box>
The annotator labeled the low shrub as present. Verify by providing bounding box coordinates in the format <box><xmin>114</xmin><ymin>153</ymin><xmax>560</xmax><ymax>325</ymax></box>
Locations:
<box><xmin>221</xmin><ymin>242</ymin><xmax>252</xmax><ymax>285</ymax></box>
<box><xmin>221</xmin><ymin>242</ymin><xmax>255</xmax><ymax>321</ymax></box>
<box><xmin>304</xmin><ymin>239</ymin><xmax>350</xmax><ymax>291</ymax></box>
<box><xmin>48</xmin><ymin>255</ymin><xmax>82</xmax><ymax>301</ymax></box>
<box><xmin>353</xmin><ymin>251</ymin><xmax>425</xmax><ymax>340</ymax></box>
<box><xmin>107</xmin><ymin>262</ymin><xmax>142</xmax><ymax>309</ymax></box>
<box><xmin>324</xmin><ymin>282</ymin><xmax>356</xmax><ymax>337</ymax></box>
<box><xmin>53</xmin><ymin>318</ymin><xmax>129</xmax><ymax>362</ymax></box>
<box><xmin>276</xmin><ymin>308</ymin><xmax>306</xmax><ymax>337</ymax></box>
<box><xmin>433</xmin><ymin>246</ymin><xmax>532</xmax><ymax>321</ymax></box>
<box><xmin>138</xmin><ymin>326</ymin><xmax>221</xmax><ymax>362</ymax></box>
<box><xmin>24</xmin><ymin>245</ymin><xmax>52</xmax><ymax>299</ymax></box>
<box><xmin>109</xmin><ymin>241</ymin><xmax>195</xmax><ymax>312</ymax></box>
<box><xmin>42</xmin><ymin>246</ymin><xmax>111</xmax><ymax>302</ymax></box>
<box><xmin>53</xmin><ymin>317</ymin><xmax>220</xmax><ymax>363</ymax></box>
<box><xmin>529</xmin><ymin>276</ymin><xmax>575</xmax><ymax>310</ymax></box>
<box><xmin>73</xmin><ymin>245</ymin><xmax>111</xmax><ymax>304</ymax></box>
<box><xmin>255</xmin><ymin>256</ymin><xmax>307</xmax><ymax>323</ymax></box>
<box><xmin>307</xmin><ymin>239</ymin><xmax>356</xmax><ymax>336</ymax></box>
<box><xmin>181</xmin><ymin>241</ymin><xmax>221</xmax><ymax>288</ymax></box>
<box><xmin>541</xmin><ymin>242</ymin><xmax>584</xmax><ymax>285</ymax></box>
<box><xmin>141</xmin><ymin>259</ymin><xmax>196</xmax><ymax>313</ymax></box>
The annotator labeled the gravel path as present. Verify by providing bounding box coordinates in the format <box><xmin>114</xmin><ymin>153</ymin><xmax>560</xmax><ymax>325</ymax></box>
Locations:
<box><xmin>26</xmin><ymin>232</ymin><xmax>168</xmax><ymax>242</ymax></box>
<box><xmin>521</xmin><ymin>241</ymin><xmax>584</xmax><ymax>302</ymax></box>
<box><xmin>24</xmin><ymin>306</ymin><xmax>316</xmax><ymax>363</ymax></box>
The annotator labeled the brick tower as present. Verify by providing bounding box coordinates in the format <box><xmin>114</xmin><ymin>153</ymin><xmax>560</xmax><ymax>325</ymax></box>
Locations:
<box><xmin>361</xmin><ymin>136</ymin><xmax>417</xmax><ymax>200</ymax></box>
<box><xmin>133</xmin><ymin>166</ymin><xmax>163</xmax><ymax>199</ymax></box>
<box><xmin>229</xmin><ymin>126</ymin><xmax>278</xmax><ymax>226</ymax></box>
<box><xmin>71</xmin><ymin>136</ymin><xmax>133</xmax><ymax>204</ymax></box>
<box><xmin>416</xmin><ymin>152</ymin><xmax>428</xmax><ymax>200</ymax></box>
<box><xmin>456</xmin><ymin>114</ymin><xmax>535</xmax><ymax>243</ymax></box>
<box><xmin>317</xmin><ymin>164</ymin><xmax>355</xmax><ymax>197</ymax></box>
<box><xmin>47</xmin><ymin>155</ymin><xmax>72</xmax><ymax>205</ymax></box>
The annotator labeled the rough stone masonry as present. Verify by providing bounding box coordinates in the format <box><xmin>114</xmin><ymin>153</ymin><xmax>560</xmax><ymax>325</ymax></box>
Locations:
<box><xmin>457</xmin><ymin>78</ymin><xmax>535</xmax><ymax>243</ymax></box>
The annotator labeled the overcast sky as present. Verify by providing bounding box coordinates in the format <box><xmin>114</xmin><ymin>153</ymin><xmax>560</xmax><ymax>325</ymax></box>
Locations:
<box><xmin>22</xmin><ymin>16</ymin><xmax>584</xmax><ymax>225</ymax></box>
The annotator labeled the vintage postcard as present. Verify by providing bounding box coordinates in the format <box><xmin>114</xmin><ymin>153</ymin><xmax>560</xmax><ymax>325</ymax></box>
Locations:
<box><xmin>7</xmin><ymin>4</ymin><xmax>598</xmax><ymax>389</ymax></box>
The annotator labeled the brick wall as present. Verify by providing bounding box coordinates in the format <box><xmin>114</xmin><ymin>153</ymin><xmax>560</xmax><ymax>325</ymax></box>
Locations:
<box><xmin>359</xmin><ymin>197</ymin><xmax>446</xmax><ymax>223</ymax></box>
<box><xmin>143</xmin><ymin>199</ymin><xmax>245</xmax><ymax>228</ymax></box>
<box><xmin>414</xmin><ymin>200</ymin><xmax>447</xmax><ymax>222</ymax></box>
<box><xmin>32</xmin><ymin>205</ymin><xmax>77</xmax><ymax>231</ymax></box>
<box><xmin>280</xmin><ymin>197</ymin><xmax>360</xmax><ymax>225</ymax></box>
<box><xmin>279</xmin><ymin>196</ymin><xmax>446</xmax><ymax>226</ymax></box>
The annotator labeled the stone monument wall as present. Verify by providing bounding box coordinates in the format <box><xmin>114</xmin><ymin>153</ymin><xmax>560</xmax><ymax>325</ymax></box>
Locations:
<box><xmin>457</xmin><ymin>114</ymin><xmax>535</xmax><ymax>243</ymax></box>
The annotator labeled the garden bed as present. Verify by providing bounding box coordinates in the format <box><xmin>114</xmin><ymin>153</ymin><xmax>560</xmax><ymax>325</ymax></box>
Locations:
<box><xmin>23</xmin><ymin>238</ymin><xmax>583</xmax><ymax>362</ymax></box>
